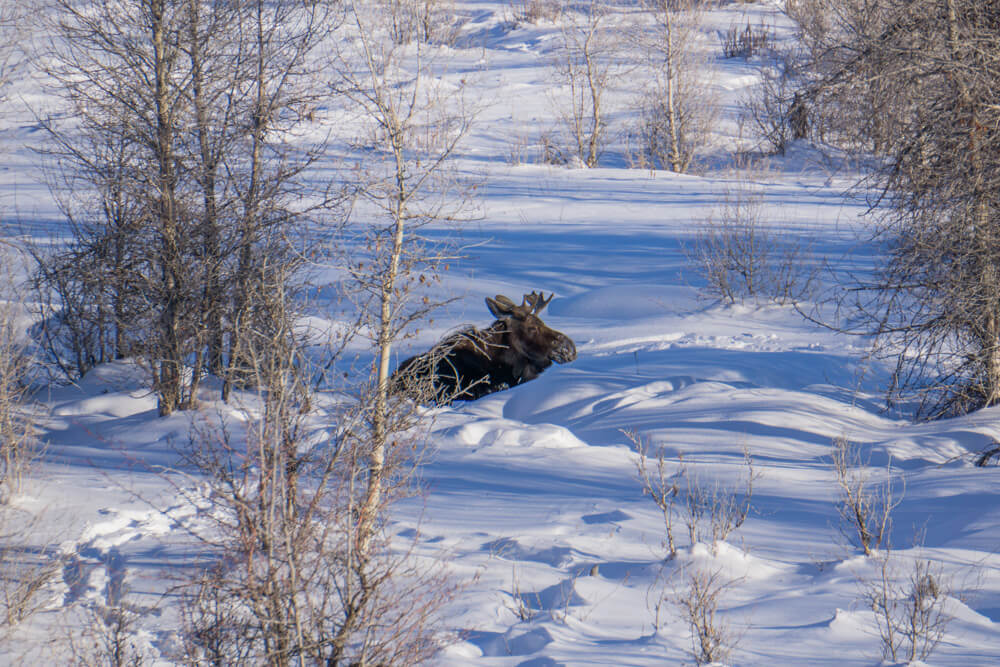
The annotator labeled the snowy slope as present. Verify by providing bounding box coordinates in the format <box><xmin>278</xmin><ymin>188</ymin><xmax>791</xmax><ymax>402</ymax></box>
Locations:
<box><xmin>3</xmin><ymin>1</ymin><xmax>1000</xmax><ymax>665</ymax></box>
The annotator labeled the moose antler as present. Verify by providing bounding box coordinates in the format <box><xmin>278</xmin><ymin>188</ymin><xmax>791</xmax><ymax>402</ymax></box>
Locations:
<box><xmin>523</xmin><ymin>291</ymin><xmax>553</xmax><ymax>314</ymax></box>
<box><xmin>491</xmin><ymin>292</ymin><xmax>554</xmax><ymax>316</ymax></box>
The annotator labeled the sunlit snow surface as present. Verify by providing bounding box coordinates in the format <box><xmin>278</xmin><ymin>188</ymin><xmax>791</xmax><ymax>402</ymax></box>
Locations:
<box><xmin>3</xmin><ymin>1</ymin><xmax>1000</xmax><ymax>664</ymax></box>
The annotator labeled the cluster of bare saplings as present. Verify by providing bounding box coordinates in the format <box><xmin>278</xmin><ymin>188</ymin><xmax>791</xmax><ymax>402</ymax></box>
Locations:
<box><xmin>1</xmin><ymin>0</ymin><xmax>585</xmax><ymax>661</ymax></box>
<box><xmin>0</xmin><ymin>0</ymin><xmax>558</xmax><ymax>663</ymax></box>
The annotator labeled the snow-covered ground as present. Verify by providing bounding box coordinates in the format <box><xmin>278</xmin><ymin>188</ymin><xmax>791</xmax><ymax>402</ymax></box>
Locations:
<box><xmin>3</xmin><ymin>1</ymin><xmax>1000</xmax><ymax>664</ymax></box>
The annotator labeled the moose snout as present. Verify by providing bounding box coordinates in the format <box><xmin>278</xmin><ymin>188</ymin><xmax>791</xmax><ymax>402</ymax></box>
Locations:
<box><xmin>551</xmin><ymin>335</ymin><xmax>577</xmax><ymax>364</ymax></box>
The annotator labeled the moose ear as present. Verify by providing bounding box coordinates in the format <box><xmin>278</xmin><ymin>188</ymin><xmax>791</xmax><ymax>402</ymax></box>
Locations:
<box><xmin>486</xmin><ymin>295</ymin><xmax>515</xmax><ymax>318</ymax></box>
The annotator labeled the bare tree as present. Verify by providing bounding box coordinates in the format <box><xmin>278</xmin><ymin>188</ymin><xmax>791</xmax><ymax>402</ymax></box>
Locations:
<box><xmin>39</xmin><ymin>0</ymin><xmax>205</xmax><ymax>414</ymax></box>
<box><xmin>792</xmin><ymin>1</ymin><xmax>1000</xmax><ymax>418</ymax></box>
<box><xmin>329</xmin><ymin>0</ymin><xmax>478</xmax><ymax>556</ymax></box>
<box><xmin>631</xmin><ymin>0</ymin><xmax>717</xmax><ymax>172</ymax></box>
<box><xmin>173</xmin><ymin>4</ymin><xmax>480</xmax><ymax>662</ymax></box>
<box><xmin>788</xmin><ymin>0</ymin><xmax>902</xmax><ymax>155</ymax></box>
<box><xmin>208</xmin><ymin>0</ymin><xmax>334</xmax><ymax>402</ymax></box>
<box><xmin>552</xmin><ymin>0</ymin><xmax>625</xmax><ymax>167</ymax></box>
<box><xmin>32</xmin><ymin>109</ymin><xmax>147</xmax><ymax>379</ymax></box>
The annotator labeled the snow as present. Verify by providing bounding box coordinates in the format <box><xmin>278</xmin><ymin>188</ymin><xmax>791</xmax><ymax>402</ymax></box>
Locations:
<box><xmin>3</xmin><ymin>0</ymin><xmax>1000</xmax><ymax>665</ymax></box>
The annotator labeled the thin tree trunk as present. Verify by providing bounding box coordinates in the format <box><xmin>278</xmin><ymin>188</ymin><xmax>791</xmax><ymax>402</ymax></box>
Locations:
<box><xmin>585</xmin><ymin>30</ymin><xmax>601</xmax><ymax>168</ymax></box>
<box><xmin>186</xmin><ymin>0</ymin><xmax>226</xmax><ymax>378</ymax></box>
<box><xmin>225</xmin><ymin>0</ymin><xmax>268</xmax><ymax>402</ymax></box>
<box><xmin>943</xmin><ymin>0</ymin><xmax>1000</xmax><ymax>405</ymax></box>
<box><xmin>664</xmin><ymin>12</ymin><xmax>683</xmax><ymax>173</ymax></box>
<box><xmin>152</xmin><ymin>0</ymin><xmax>183</xmax><ymax>416</ymax></box>
<box><xmin>359</xmin><ymin>127</ymin><xmax>407</xmax><ymax>556</ymax></box>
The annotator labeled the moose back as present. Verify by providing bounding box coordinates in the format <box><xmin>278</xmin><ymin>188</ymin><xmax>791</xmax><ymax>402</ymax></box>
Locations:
<box><xmin>393</xmin><ymin>292</ymin><xmax>577</xmax><ymax>404</ymax></box>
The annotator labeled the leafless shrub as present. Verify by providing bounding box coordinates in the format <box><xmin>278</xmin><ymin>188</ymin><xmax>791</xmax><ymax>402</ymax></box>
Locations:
<box><xmin>630</xmin><ymin>431</ymin><xmax>756</xmax><ymax>559</ymax></box>
<box><xmin>861</xmin><ymin>550</ymin><xmax>952</xmax><ymax>663</ymax></box>
<box><xmin>502</xmin><ymin>562</ymin><xmax>541</xmax><ymax>622</ymax></box>
<box><xmin>506</xmin><ymin>132</ymin><xmax>531</xmax><ymax>166</ymax></box>
<box><xmin>832</xmin><ymin>437</ymin><xmax>902</xmax><ymax>557</ymax></box>
<box><xmin>721</xmin><ymin>19</ymin><xmax>770</xmax><ymax>59</ymax></box>
<box><xmin>631</xmin><ymin>432</ymin><xmax>681</xmax><ymax>558</ymax></box>
<box><xmin>177</xmin><ymin>562</ymin><xmax>257</xmax><ymax>665</ymax></box>
<box><xmin>741</xmin><ymin>49</ymin><xmax>808</xmax><ymax>156</ymax></box>
<box><xmin>729</xmin><ymin>115</ymin><xmax>759</xmax><ymax>170</ymax></box>
<box><xmin>538</xmin><ymin>130</ymin><xmax>568</xmax><ymax>165</ymax></box>
<box><xmin>687</xmin><ymin>172</ymin><xmax>814</xmax><ymax>305</ymax></box>
<box><xmin>0</xmin><ymin>512</ymin><xmax>59</xmax><ymax>632</ymax></box>
<box><xmin>784</xmin><ymin>0</ymin><xmax>829</xmax><ymax>52</ymax></box>
<box><xmin>384</xmin><ymin>0</ymin><xmax>463</xmax><ymax>45</ymax></box>
<box><xmin>672</xmin><ymin>565</ymin><xmax>739</xmax><ymax>666</ymax></box>
<box><xmin>681</xmin><ymin>451</ymin><xmax>755</xmax><ymax>552</ymax></box>
<box><xmin>505</xmin><ymin>129</ymin><xmax>575</xmax><ymax>167</ymax></box>
<box><xmin>0</xmin><ymin>2</ymin><xmax>27</xmax><ymax>110</ymax></box>
<box><xmin>69</xmin><ymin>591</ymin><xmax>149</xmax><ymax>667</ymax></box>
<box><xmin>505</xmin><ymin>0</ymin><xmax>562</xmax><ymax>26</ymax></box>
<box><xmin>0</xmin><ymin>246</ymin><xmax>51</xmax><ymax>638</ymax></box>
<box><xmin>0</xmin><ymin>249</ymin><xmax>38</xmax><ymax>501</ymax></box>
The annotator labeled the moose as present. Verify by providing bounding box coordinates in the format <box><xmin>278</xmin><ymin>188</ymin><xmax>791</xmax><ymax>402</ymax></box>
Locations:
<box><xmin>393</xmin><ymin>292</ymin><xmax>577</xmax><ymax>404</ymax></box>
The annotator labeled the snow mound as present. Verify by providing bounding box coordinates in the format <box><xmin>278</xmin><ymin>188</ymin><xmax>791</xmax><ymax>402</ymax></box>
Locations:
<box><xmin>447</xmin><ymin>419</ymin><xmax>588</xmax><ymax>449</ymax></box>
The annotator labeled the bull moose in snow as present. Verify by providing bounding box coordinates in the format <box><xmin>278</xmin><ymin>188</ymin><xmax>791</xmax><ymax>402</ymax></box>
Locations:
<box><xmin>393</xmin><ymin>291</ymin><xmax>577</xmax><ymax>404</ymax></box>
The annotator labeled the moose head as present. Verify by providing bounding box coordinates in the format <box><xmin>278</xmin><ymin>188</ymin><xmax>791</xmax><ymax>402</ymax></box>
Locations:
<box><xmin>484</xmin><ymin>291</ymin><xmax>577</xmax><ymax>379</ymax></box>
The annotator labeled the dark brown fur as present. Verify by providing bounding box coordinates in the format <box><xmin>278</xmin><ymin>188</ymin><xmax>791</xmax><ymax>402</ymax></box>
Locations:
<box><xmin>393</xmin><ymin>292</ymin><xmax>577</xmax><ymax>404</ymax></box>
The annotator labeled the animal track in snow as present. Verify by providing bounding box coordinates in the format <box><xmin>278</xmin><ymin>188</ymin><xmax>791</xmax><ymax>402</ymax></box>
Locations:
<box><xmin>59</xmin><ymin>501</ymin><xmax>194</xmax><ymax>607</ymax></box>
